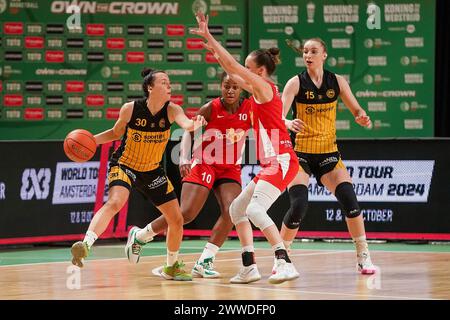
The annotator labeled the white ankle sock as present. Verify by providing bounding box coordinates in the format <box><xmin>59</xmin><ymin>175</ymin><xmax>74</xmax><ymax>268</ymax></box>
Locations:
<box><xmin>136</xmin><ymin>223</ymin><xmax>156</xmax><ymax>243</ymax></box>
<box><xmin>83</xmin><ymin>231</ymin><xmax>98</xmax><ymax>249</ymax></box>
<box><xmin>199</xmin><ymin>242</ymin><xmax>219</xmax><ymax>262</ymax></box>
<box><xmin>167</xmin><ymin>250</ymin><xmax>179</xmax><ymax>266</ymax></box>
<box><xmin>272</xmin><ymin>242</ymin><xmax>286</xmax><ymax>252</ymax></box>
<box><xmin>242</xmin><ymin>245</ymin><xmax>254</xmax><ymax>253</ymax></box>
<box><xmin>353</xmin><ymin>235</ymin><xmax>369</xmax><ymax>254</ymax></box>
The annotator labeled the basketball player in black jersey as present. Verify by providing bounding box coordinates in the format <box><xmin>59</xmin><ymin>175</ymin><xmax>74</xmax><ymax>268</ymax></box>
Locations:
<box><xmin>281</xmin><ymin>38</ymin><xmax>376</xmax><ymax>274</ymax></box>
<box><xmin>71</xmin><ymin>68</ymin><xmax>207</xmax><ymax>281</ymax></box>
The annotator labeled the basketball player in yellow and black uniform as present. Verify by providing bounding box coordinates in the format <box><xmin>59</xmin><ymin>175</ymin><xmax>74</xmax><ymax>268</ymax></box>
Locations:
<box><xmin>71</xmin><ymin>68</ymin><xmax>207</xmax><ymax>281</ymax></box>
<box><xmin>280</xmin><ymin>38</ymin><xmax>376</xmax><ymax>274</ymax></box>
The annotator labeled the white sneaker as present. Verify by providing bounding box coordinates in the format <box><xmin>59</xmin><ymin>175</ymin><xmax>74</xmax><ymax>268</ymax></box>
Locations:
<box><xmin>271</xmin><ymin>246</ymin><xmax>292</xmax><ymax>274</ymax></box>
<box><xmin>151</xmin><ymin>265</ymin><xmax>163</xmax><ymax>277</ymax></box>
<box><xmin>271</xmin><ymin>257</ymin><xmax>277</xmax><ymax>274</ymax></box>
<box><xmin>125</xmin><ymin>226</ymin><xmax>147</xmax><ymax>264</ymax></box>
<box><xmin>230</xmin><ymin>264</ymin><xmax>261</xmax><ymax>284</ymax></box>
<box><xmin>357</xmin><ymin>252</ymin><xmax>376</xmax><ymax>274</ymax></box>
<box><xmin>192</xmin><ymin>257</ymin><xmax>220</xmax><ymax>278</ymax></box>
<box><xmin>268</xmin><ymin>259</ymin><xmax>299</xmax><ymax>284</ymax></box>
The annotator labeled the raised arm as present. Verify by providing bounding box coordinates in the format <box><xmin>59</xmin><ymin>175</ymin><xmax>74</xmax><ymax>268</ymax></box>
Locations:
<box><xmin>228</xmin><ymin>74</ymin><xmax>253</xmax><ymax>94</ymax></box>
<box><xmin>94</xmin><ymin>102</ymin><xmax>133</xmax><ymax>145</ymax></box>
<box><xmin>336</xmin><ymin>75</ymin><xmax>372</xmax><ymax>128</ymax></box>
<box><xmin>190</xmin><ymin>12</ymin><xmax>272</xmax><ymax>102</ymax></box>
<box><xmin>282</xmin><ymin>76</ymin><xmax>304</xmax><ymax>133</ymax></box>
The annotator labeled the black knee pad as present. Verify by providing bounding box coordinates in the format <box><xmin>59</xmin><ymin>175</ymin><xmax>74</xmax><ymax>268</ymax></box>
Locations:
<box><xmin>283</xmin><ymin>184</ymin><xmax>308</xmax><ymax>229</ymax></box>
<box><xmin>334</xmin><ymin>182</ymin><xmax>360</xmax><ymax>218</ymax></box>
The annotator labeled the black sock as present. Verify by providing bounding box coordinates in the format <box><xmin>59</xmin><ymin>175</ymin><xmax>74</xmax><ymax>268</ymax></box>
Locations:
<box><xmin>275</xmin><ymin>249</ymin><xmax>291</xmax><ymax>263</ymax></box>
<box><xmin>242</xmin><ymin>251</ymin><xmax>256</xmax><ymax>267</ymax></box>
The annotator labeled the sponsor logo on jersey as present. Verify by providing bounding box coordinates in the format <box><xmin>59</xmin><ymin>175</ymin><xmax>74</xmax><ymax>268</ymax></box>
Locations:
<box><xmin>326</xmin><ymin>89</ymin><xmax>335</xmax><ymax>99</ymax></box>
<box><xmin>132</xmin><ymin>132</ymin><xmax>142</xmax><ymax>142</ymax></box>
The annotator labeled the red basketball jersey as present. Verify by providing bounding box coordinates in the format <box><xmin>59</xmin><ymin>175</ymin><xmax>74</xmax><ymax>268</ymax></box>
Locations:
<box><xmin>250</xmin><ymin>81</ymin><xmax>294</xmax><ymax>163</ymax></box>
<box><xmin>193</xmin><ymin>97</ymin><xmax>252</xmax><ymax>166</ymax></box>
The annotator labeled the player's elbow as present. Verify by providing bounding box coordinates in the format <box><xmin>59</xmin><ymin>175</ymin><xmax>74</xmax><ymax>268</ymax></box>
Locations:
<box><xmin>112</xmin><ymin>127</ymin><xmax>123</xmax><ymax>140</ymax></box>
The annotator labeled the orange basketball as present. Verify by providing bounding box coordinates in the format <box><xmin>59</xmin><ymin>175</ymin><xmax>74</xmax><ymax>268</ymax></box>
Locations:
<box><xmin>63</xmin><ymin>129</ymin><xmax>97</xmax><ymax>162</ymax></box>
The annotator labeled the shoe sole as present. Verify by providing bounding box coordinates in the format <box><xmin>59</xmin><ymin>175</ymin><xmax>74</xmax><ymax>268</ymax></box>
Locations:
<box><xmin>71</xmin><ymin>242</ymin><xmax>87</xmax><ymax>268</ymax></box>
<box><xmin>192</xmin><ymin>269</ymin><xmax>220</xmax><ymax>279</ymax></box>
<box><xmin>357</xmin><ymin>264</ymin><xmax>377</xmax><ymax>274</ymax></box>
<box><xmin>159</xmin><ymin>269</ymin><xmax>192</xmax><ymax>281</ymax></box>
<box><xmin>174</xmin><ymin>276</ymin><xmax>193</xmax><ymax>281</ymax></box>
<box><xmin>268</xmin><ymin>273</ymin><xmax>299</xmax><ymax>284</ymax></box>
<box><xmin>125</xmin><ymin>227</ymin><xmax>140</xmax><ymax>264</ymax></box>
<box><xmin>152</xmin><ymin>266</ymin><xmax>191</xmax><ymax>281</ymax></box>
<box><xmin>152</xmin><ymin>266</ymin><xmax>164</xmax><ymax>277</ymax></box>
<box><xmin>229</xmin><ymin>275</ymin><xmax>261</xmax><ymax>284</ymax></box>
<box><xmin>360</xmin><ymin>269</ymin><xmax>376</xmax><ymax>275</ymax></box>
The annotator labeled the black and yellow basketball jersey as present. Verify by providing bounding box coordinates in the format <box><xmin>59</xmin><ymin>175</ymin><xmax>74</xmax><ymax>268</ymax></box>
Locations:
<box><xmin>291</xmin><ymin>69</ymin><xmax>340</xmax><ymax>154</ymax></box>
<box><xmin>111</xmin><ymin>99</ymin><xmax>172</xmax><ymax>172</ymax></box>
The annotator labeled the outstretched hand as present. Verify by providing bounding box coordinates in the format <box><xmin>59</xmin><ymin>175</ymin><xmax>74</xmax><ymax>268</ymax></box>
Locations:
<box><xmin>189</xmin><ymin>11</ymin><xmax>210</xmax><ymax>39</ymax></box>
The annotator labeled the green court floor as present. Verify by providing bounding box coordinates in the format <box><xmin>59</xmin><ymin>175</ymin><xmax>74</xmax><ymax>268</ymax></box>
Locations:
<box><xmin>0</xmin><ymin>239</ymin><xmax>449</xmax><ymax>266</ymax></box>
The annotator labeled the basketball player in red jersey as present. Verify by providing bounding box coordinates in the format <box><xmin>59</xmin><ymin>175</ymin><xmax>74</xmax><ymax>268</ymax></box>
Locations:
<box><xmin>125</xmin><ymin>72</ymin><xmax>252</xmax><ymax>278</ymax></box>
<box><xmin>191</xmin><ymin>12</ymin><xmax>300</xmax><ymax>284</ymax></box>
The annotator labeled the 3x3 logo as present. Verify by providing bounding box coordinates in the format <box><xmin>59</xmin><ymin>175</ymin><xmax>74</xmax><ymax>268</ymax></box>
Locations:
<box><xmin>20</xmin><ymin>168</ymin><xmax>52</xmax><ymax>200</ymax></box>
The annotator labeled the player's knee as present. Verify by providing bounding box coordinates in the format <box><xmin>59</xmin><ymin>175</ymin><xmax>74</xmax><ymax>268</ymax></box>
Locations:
<box><xmin>166</xmin><ymin>212</ymin><xmax>184</xmax><ymax>227</ymax></box>
<box><xmin>229</xmin><ymin>198</ymin><xmax>249</xmax><ymax>225</ymax></box>
<box><xmin>283</xmin><ymin>184</ymin><xmax>308</xmax><ymax>229</ymax></box>
<box><xmin>335</xmin><ymin>182</ymin><xmax>361</xmax><ymax>218</ymax></box>
<box><xmin>246</xmin><ymin>201</ymin><xmax>275</xmax><ymax>230</ymax></box>
<box><xmin>181</xmin><ymin>207</ymin><xmax>198</xmax><ymax>224</ymax></box>
<box><xmin>106</xmin><ymin>198</ymin><xmax>125</xmax><ymax>213</ymax></box>
<box><xmin>219</xmin><ymin>204</ymin><xmax>233</xmax><ymax>223</ymax></box>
